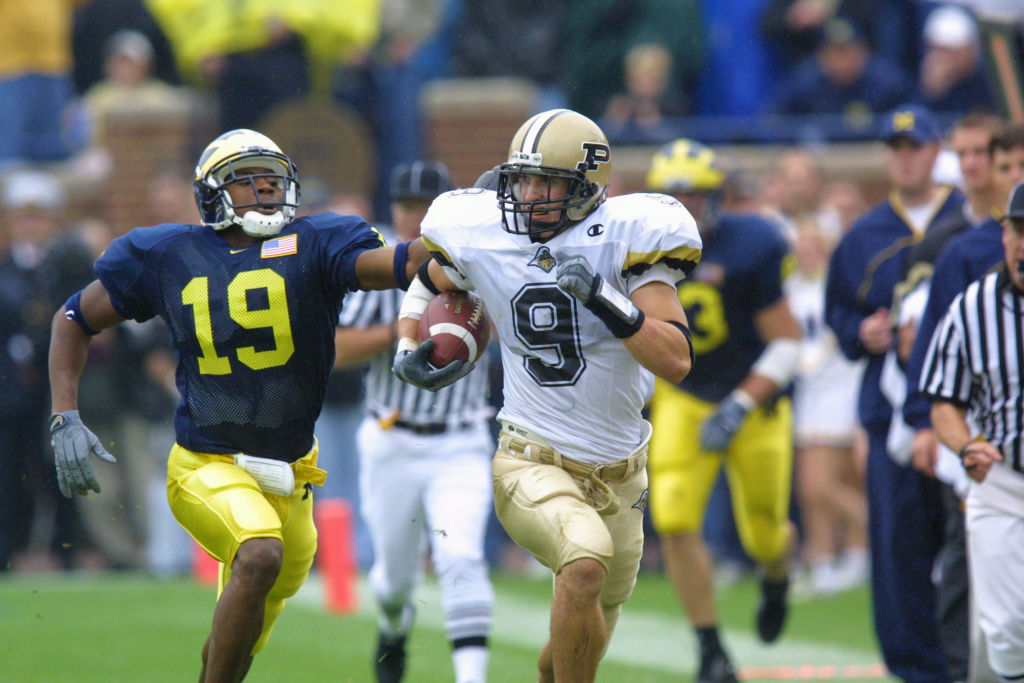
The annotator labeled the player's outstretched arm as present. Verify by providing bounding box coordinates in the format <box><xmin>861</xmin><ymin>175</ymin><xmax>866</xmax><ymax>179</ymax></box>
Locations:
<box><xmin>354</xmin><ymin>237</ymin><xmax>431</xmax><ymax>291</ymax></box>
<box><xmin>49</xmin><ymin>280</ymin><xmax>125</xmax><ymax>497</ymax></box>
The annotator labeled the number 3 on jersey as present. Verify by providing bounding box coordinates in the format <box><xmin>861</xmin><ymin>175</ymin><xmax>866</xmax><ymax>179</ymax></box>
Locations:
<box><xmin>678</xmin><ymin>282</ymin><xmax>728</xmax><ymax>355</ymax></box>
<box><xmin>181</xmin><ymin>269</ymin><xmax>295</xmax><ymax>375</ymax></box>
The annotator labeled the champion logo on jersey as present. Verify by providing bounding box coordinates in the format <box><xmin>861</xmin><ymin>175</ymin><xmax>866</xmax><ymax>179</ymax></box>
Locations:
<box><xmin>587</xmin><ymin>223</ymin><xmax>604</xmax><ymax>236</ymax></box>
<box><xmin>528</xmin><ymin>246</ymin><xmax>556</xmax><ymax>272</ymax></box>
<box><xmin>260</xmin><ymin>233</ymin><xmax>298</xmax><ymax>258</ymax></box>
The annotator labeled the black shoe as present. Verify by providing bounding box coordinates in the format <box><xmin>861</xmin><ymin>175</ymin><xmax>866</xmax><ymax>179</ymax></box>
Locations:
<box><xmin>697</xmin><ymin>646</ymin><xmax>738</xmax><ymax>683</ymax></box>
<box><xmin>374</xmin><ymin>632</ymin><xmax>407</xmax><ymax>683</ymax></box>
<box><xmin>755</xmin><ymin>576</ymin><xmax>790</xmax><ymax>643</ymax></box>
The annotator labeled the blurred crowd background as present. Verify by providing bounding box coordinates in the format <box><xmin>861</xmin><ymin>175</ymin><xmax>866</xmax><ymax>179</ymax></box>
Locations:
<box><xmin>0</xmin><ymin>0</ymin><xmax>1022</xmax><ymax>589</ymax></box>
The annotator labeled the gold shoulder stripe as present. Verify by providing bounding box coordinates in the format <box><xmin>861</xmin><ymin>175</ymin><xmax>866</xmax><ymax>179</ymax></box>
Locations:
<box><xmin>421</xmin><ymin>235</ymin><xmax>457</xmax><ymax>268</ymax></box>
<box><xmin>623</xmin><ymin>245</ymin><xmax>703</xmax><ymax>278</ymax></box>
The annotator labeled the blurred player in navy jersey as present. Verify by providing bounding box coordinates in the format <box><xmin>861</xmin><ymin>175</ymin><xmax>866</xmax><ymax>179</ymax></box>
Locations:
<box><xmin>47</xmin><ymin>129</ymin><xmax>429</xmax><ymax>683</ymax></box>
<box><xmin>394</xmin><ymin>109</ymin><xmax>701</xmax><ymax>683</ymax></box>
<box><xmin>644</xmin><ymin>139</ymin><xmax>802</xmax><ymax>683</ymax></box>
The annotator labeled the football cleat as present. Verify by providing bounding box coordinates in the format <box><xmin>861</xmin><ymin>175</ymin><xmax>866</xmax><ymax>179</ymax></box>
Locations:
<box><xmin>374</xmin><ymin>632</ymin><xmax>407</xmax><ymax>683</ymax></box>
<box><xmin>697</xmin><ymin>645</ymin><xmax>738</xmax><ymax>683</ymax></box>
<box><xmin>755</xmin><ymin>576</ymin><xmax>790</xmax><ymax>644</ymax></box>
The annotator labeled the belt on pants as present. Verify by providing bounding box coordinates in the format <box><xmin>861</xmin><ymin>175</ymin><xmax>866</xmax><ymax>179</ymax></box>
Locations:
<box><xmin>498</xmin><ymin>421</ymin><xmax>651</xmax><ymax>516</ymax></box>
<box><xmin>376</xmin><ymin>409</ymin><xmax>474</xmax><ymax>435</ymax></box>
<box><xmin>499</xmin><ymin>433</ymin><xmax>646</xmax><ymax>482</ymax></box>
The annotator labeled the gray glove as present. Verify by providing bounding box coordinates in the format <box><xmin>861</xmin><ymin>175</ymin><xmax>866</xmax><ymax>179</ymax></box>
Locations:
<box><xmin>49</xmin><ymin>410</ymin><xmax>116</xmax><ymax>498</ymax></box>
<box><xmin>700</xmin><ymin>393</ymin><xmax>751</xmax><ymax>452</ymax></box>
<box><xmin>392</xmin><ymin>339</ymin><xmax>475</xmax><ymax>392</ymax></box>
<box><xmin>556</xmin><ymin>256</ymin><xmax>644</xmax><ymax>338</ymax></box>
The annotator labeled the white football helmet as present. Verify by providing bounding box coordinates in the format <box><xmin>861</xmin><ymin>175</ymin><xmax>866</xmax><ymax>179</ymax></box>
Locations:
<box><xmin>497</xmin><ymin>109</ymin><xmax>611</xmax><ymax>240</ymax></box>
<box><xmin>193</xmin><ymin>129</ymin><xmax>300</xmax><ymax>238</ymax></box>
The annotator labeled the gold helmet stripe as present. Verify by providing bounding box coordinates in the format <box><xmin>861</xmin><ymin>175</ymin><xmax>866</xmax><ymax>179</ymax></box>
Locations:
<box><xmin>519</xmin><ymin>109</ymin><xmax>571</xmax><ymax>157</ymax></box>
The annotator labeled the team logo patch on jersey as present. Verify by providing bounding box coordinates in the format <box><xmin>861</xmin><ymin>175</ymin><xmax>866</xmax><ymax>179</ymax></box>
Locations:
<box><xmin>528</xmin><ymin>246</ymin><xmax>557</xmax><ymax>272</ymax></box>
<box><xmin>260</xmin><ymin>233</ymin><xmax>298</xmax><ymax>258</ymax></box>
<box><xmin>632</xmin><ymin>489</ymin><xmax>649</xmax><ymax>512</ymax></box>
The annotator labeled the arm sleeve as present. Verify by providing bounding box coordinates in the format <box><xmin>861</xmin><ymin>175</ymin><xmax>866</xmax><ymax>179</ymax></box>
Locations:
<box><xmin>919</xmin><ymin>302</ymin><xmax>972</xmax><ymax>408</ymax></box>
<box><xmin>824</xmin><ymin>242</ymin><xmax>867</xmax><ymax>361</ymax></box>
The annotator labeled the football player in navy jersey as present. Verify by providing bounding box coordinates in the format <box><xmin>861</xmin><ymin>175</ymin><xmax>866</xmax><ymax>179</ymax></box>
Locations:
<box><xmin>644</xmin><ymin>140</ymin><xmax>802</xmax><ymax>683</ymax></box>
<box><xmin>47</xmin><ymin>129</ymin><xmax>429</xmax><ymax>682</ymax></box>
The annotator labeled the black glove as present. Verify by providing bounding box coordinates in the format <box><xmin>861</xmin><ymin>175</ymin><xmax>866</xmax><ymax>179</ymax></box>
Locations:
<box><xmin>49</xmin><ymin>410</ymin><xmax>116</xmax><ymax>497</ymax></box>
<box><xmin>392</xmin><ymin>339</ymin><xmax>475</xmax><ymax>392</ymax></box>
<box><xmin>700</xmin><ymin>392</ymin><xmax>752</xmax><ymax>452</ymax></box>
<box><xmin>556</xmin><ymin>256</ymin><xmax>644</xmax><ymax>338</ymax></box>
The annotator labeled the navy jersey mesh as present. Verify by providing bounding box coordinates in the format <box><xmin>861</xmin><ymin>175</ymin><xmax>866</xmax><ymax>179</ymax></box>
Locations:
<box><xmin>95</xmin><ymin>214</ymin><xmax>383</xmax><ymax>461</ymax></box>
<box><xmin>678</xmin><ymin>214</ymin><xmax>790</xmax><ymax>402</ymax></box>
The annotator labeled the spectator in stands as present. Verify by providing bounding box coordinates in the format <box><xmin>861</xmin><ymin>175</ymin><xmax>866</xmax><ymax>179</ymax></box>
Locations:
<box><xmin>148</xmin><ymin>1</ymin><xmax>381</xmax><ymax>132</ymax></box>
<box><xmin>0</xmin><ymin>170</ymin><xmax>96</xmax><ymax>571</ymax></box>
<box><xmin>70</xmin><ymin>0</ymin><xmax>179</xmax><ymax>95</ymax></box>
<box><xmin>82</xmin><ymin>30</ymin><xmax>183</xmax><ymax>149</ymax></box>
<box><xmin>600</xmin><ymin>42</ymin><xmax>689</xmax><ymax>144</ymax></box>
<box><xmin>760</xmin><ymin>0</ymin><xmax>918</xmax><ymax>75</ymax></box>
<box><xmin>770</xmin><ymin>17</ymin><xmax>912</xmax><ymax>123</ymax></box>
<box><xmin>559</xmin><ymin>0</ymin><xmax>703</xmax><ymax>120</ymax></box>
<box><xmin>918</xmin><ymin>4</ymin><xmax>996</xmax><ymax>115</ymax></box>
<box><xmin>0</xmin><ymin>0</ymin><xmax>84</xmax><ymax>164</ymax></box>
<box><xmin>451</xmin><ymin>0</ymin><xmax>566</xmax><ymax>114</ymax></box>
<box><xmin>334</xmin><ymin>0</ymin><xmax>458</xmax><ymax>222</ymax></box>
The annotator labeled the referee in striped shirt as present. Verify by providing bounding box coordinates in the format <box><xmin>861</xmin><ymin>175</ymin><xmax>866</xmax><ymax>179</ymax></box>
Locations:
<box><xmin>334</xmin><ymin>161</ymin><xmax>495</xmax><ymax>683</ymax></box>
<box><xmin>921</xmin><ymin>181</ymin><xmax>1024</xmax><ymax>682</ymax></box>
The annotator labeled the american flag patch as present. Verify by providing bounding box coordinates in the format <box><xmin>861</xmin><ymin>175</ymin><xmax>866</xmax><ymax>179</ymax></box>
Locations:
<box><xmin>260</xmin><ymin>233</ymin><xmax>298</xmax><ymax>258</ymax></box>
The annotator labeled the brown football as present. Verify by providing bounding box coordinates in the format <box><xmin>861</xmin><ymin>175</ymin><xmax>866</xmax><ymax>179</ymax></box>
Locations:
<box><xmin>418</xmin><ymin>291</ymin><xmax>491</xmax><ymax>367</ymax></box>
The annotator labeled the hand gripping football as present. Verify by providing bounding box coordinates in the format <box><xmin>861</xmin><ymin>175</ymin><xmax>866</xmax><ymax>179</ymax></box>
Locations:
<box><xmin>418</xmin><ymin>291</ymin><xmax>491</xmax><ymax>367</ymax></box>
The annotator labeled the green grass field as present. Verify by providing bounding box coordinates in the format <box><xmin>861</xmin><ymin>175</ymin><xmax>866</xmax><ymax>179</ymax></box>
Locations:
<box><xmin>0</xmin><ymin>569</ymin><xmax>893</xmax><ymax>682</ymax></box>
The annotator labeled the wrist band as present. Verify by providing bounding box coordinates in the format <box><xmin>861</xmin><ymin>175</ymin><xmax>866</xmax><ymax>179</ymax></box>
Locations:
<box><xmin>392</xmin><ymin>241</ymin><xmax>412</xmax><ymax>290</ymax></box>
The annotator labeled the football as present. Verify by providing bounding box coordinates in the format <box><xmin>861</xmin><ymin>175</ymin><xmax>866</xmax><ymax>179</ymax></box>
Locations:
<box><xmin>418</xmin><ymin>291</ymin><xmax>491</xmax><ymax>367</ymax></box>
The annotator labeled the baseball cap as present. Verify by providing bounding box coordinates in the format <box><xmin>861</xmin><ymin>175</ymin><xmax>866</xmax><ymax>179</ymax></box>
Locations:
<box><xmin>1008</xmin><ymin>181</ymin><xmax>1024</xmax><ymax>219</ymax></box>
<box><xmin>924</xmin><ymin>5</ymin><xmax>978</xmax><ymax>49</ymax></box>
<box><xmin>105</xmin><ymin>29</ymin><xmax>154</xmax><ymax>63</ymax></box>
<box><xmin>2</xmin><ymin>170</ymin><xmax>65</xmax><ymax>212</ymax></box>
<box><xmin>390</xmin><ymin>161</ymin><xmax>451</xmax><ymax>202</ymax></box>
<box><xmin>818</xmin><ymin>17</ymin><xmax>864</xmax><ymax>48</ymax></box>
<box><xmin>880</xmin><ymin>104</ymin><xmax>943</xmax><ymax>145</ymax></box>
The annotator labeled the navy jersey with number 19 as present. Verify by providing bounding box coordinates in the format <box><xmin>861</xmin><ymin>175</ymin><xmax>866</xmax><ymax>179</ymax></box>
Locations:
<box><xmin>94</xmin><ymin>212</ymin><xmax>384</xmax><ymax>462</ymax></box>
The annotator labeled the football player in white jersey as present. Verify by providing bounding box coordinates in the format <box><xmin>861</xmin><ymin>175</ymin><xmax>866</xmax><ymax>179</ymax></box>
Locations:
<box><xmin>393</xmin><ymin>109</ymin><xmax>702</xmax><ymax>683</ymax></box>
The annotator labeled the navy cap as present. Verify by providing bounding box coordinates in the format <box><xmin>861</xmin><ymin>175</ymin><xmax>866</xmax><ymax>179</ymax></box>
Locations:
<box><xmin>390</xmin><ymin>160</ymin><xmax>450</xmax><ymax>201</ymax></box>
<box><xmin>819</xmin><ymin>17</ymin><xmax>864</xmax><ymax>48</ymax></box>
<box><xmin>1008</xmin><ymin>181</ymin><xmax>1024</xmax><ymax>219</ymax></box>
<box><xmin>881</xmin><ymin>104</ymin><xmax>943</xmax><ymax>145</ymax></box>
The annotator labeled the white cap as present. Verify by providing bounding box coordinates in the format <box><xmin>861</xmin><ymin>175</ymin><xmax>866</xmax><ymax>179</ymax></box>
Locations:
<box><xmin>2</xmin><ymin>170</ymin><xmax>65</xmax><ymax>211</ymax></box>
<box><xmin>924</xmin><ymin>5</ymin><xmax>978</xmax><ymax>49</ymax></box>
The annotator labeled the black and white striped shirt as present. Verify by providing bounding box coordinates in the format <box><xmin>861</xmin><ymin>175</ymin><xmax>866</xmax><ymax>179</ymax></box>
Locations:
<box><xmin>338</xmin><ymin>287</ymin><xmax>493</xmax><ymax>430</ymax></box>
<box><xmin>921</xmin><ymin>268</ymin><xmax>1024</xmax><ymax>471</ymax></box>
